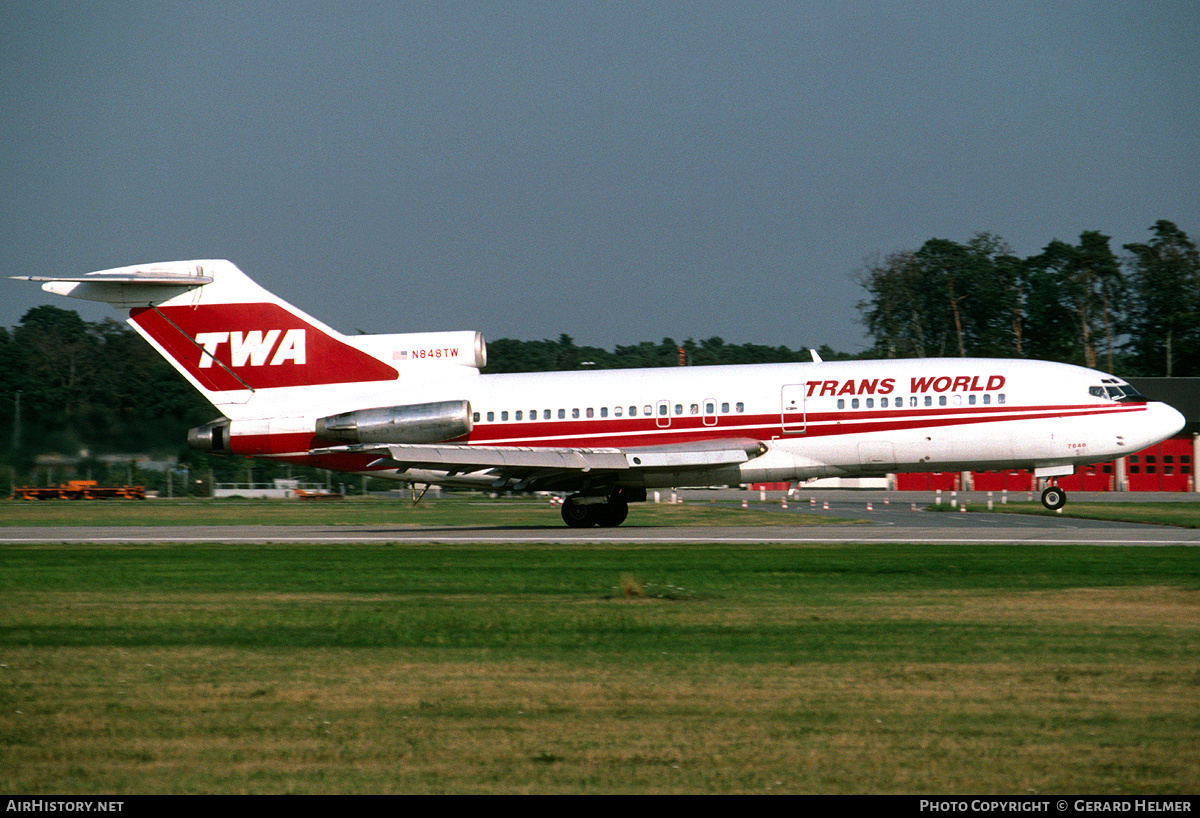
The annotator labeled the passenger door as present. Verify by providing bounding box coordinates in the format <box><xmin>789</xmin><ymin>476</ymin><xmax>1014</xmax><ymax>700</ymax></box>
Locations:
<box><xmin>781</xmin><ymin>384</ymin><xmax>806</xmax><ymax>434</ymax></box>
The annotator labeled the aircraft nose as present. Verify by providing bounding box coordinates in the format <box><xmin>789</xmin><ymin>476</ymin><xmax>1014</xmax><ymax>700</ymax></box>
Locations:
<box><xmin>1149</xmin><ymin>401</ymin><xmax>1186</xmax><ymax>441</ymax></box>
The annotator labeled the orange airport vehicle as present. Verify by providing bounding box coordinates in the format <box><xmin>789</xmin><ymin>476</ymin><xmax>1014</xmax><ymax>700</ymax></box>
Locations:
<box><xmin>11</xmin><ymin>480</ymin><xmax>145</xmax><ymax>500</ymax></box>
<box><xmin>293</xmin><ymin>487</ymin><xmax>342</xmax><ymax>500</ymax></box>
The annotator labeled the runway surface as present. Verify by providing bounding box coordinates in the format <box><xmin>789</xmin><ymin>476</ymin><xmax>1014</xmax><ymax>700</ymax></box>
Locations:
<box><xmin>3</xmin><ymin>491</ymin><xmax>1197</xmax><ymax>546</ymax></box>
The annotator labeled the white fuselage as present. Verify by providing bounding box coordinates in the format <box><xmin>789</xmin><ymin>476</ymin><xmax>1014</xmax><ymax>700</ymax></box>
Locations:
<box><xmin>25</xmin><ymin>259</ymin><xmax>1184</xmax><ymax>497</ymax></box>
<box><xmin>227</xmin><ymin>356</ymin><xmax>1184</xmax><ymax>491</ymax></box>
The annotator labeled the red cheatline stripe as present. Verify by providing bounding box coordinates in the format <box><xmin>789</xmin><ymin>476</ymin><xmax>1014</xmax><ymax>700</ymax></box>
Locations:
<box><xmin>238</xmin><ymin>401</ymin><xmax>1143</xmax><ymax>457</ymax></box>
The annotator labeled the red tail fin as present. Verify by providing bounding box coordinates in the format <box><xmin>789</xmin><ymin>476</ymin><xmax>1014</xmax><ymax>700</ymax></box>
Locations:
<box><xmin>130</xmin><ymin>303</ymin><xmax>398</xmax><ymax>392</ymax></box>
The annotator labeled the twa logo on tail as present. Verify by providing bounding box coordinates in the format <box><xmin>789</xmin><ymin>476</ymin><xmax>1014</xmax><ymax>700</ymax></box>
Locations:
<box><xmin>130</xmin><ymin>303</ymin><xmax>398</xmax><ymax>392</ymax></box>
<box><xmin>196</xmin><ymin>330</ymin><xmax>307</xmax><ymax>368</ymax></box>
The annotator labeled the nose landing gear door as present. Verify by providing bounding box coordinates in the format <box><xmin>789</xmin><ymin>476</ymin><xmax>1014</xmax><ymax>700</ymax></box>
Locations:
<box><xmin>782</xmin><ymin>384</ymin><xmax>806</xmax><ymax>434</ymax></box>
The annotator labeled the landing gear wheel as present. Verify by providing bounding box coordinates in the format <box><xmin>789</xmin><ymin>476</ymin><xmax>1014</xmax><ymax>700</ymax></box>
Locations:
<box><xmin>1041</xmin><ymin>486</ymin><xmax>1067</xmax><ymax>511</ymax></box>
<box><xmin>561</xmin><ymin>497</ymin><xmax>595</xmax><ymax>528</ymax></box>
<box><xmin>594</xmin><ymin>499</ymin><xmax>629</xmax><ymax>528</ymax></box>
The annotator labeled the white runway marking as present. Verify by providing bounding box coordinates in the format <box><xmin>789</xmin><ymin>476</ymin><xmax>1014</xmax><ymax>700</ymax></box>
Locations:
<box><xmin>2</xmin><ymin>524</ymin><xmax>1197</xmax><ymax>546</ymax></box>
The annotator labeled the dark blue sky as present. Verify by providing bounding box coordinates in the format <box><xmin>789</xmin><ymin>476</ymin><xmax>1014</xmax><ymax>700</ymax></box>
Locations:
<box><xmin>4</xmin><ymin>1</ymin><xmax>1197</xmax><ymax>354</ymax></box>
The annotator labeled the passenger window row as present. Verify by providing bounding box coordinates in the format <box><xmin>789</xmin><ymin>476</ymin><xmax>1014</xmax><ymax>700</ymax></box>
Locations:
<box><xmin>835</xmin><ymin>394</ymin><xmax>1006</xmax><ymax>409</ymax></box>
<box><xmin>474</xmin><ymin>402</ymin><xmax>748</xmax><ymax>423</ymax></box>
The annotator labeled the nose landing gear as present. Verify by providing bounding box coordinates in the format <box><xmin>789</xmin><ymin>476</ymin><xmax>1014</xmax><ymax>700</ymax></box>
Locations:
<box><xmin>1040</xmin><ymin>484</ymin><xmax>1067</xmax><ymax>511</ymax></box>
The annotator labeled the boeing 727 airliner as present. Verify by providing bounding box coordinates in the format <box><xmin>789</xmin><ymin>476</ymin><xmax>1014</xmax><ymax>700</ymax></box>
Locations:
<box><xmin>14</xmin><ymin>260</ymin><xmax>1185</xmax><ymax>526</ymax></box>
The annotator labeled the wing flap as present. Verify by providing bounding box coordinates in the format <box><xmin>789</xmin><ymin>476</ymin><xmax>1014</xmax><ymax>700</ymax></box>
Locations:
<box><xmin>316</xmin><ymin>438</ymin><xmax>764</xmax><ymax>476</ymax></box>
<box><xmin>329</xmin><ymin>443</ymin><xmax>630</xmax><ymax>472</ymax></box>
<box><xmin>623</xmin><ymin>439</ymin><xmax>763</xmax><ymax>470</ymax></box>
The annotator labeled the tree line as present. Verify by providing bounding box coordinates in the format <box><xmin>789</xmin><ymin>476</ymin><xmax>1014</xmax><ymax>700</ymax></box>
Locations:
<box><xmin>0</xmin><ymin>306</ymin><xmax>218</xmax><ymax>482</ymax></box>
<box><xmin>857</xmin><ymin>220</ymin><xmax>1199</xmax><ymax>376</ymax></box>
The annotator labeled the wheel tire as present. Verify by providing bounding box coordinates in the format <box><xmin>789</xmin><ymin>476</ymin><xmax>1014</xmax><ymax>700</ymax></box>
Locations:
<box><xmin>1041</xmin><ymin>486</ymin><xmax>1066</xmax><ymax>511</ymax></box>
<box><xmin>594</xmin><ymin>499</ymin><xmax>629</xmax><ymax>528</ymax></box>
<box><xmin>561</xmin><ymin>498</ymin><xmax>595</xmax><ymax>528</ymax></box>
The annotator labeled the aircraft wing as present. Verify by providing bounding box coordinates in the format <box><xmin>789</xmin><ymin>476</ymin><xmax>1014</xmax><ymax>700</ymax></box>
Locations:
<box><xmin>313</xmin><ymin>438</ymin><xmax>765</xmax><ymax>489</ymax></box>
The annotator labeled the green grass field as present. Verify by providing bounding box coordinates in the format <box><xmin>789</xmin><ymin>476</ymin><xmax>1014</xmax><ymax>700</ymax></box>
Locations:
<box><xmin>1</xmin><ymin>532</ymin><xmax>1197</xmax><ymax>793</ymax></box>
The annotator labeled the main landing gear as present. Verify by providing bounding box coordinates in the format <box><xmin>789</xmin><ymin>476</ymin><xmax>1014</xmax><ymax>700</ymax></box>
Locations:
<box><xmin>1040</xmin><ymin>484</ymin><xmax>1067</xmax><ymax>511</ymax></box>
<box><xmin>561</xmin><ymin>491</ymin><xmax>632</xmax><ymax>528</ymax></box>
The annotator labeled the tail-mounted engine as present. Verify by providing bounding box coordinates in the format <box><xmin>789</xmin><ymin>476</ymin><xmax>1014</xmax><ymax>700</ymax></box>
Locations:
<box><xmin>187</xmin><ymin>400</ymin><xmax>473</xmax><ymax>456</ymax></box>
<box><xmin>188</xmin><ymin>418</ymin><xmax>231</xmax><ymax>452</ymax></box>
<box><xmin>315</xmin><ymin>399</ymin><xmax>472</xmax><ymax>445</ymax></box>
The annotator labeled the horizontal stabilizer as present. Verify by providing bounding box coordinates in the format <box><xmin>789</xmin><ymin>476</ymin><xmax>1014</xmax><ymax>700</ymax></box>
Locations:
<box><xmin>11</xmin><ymin>263</ymin><xmax>218</xmax><ymax>307</ymax></box>
<box><xmin>12</xmin><ymin>271</ymin><xmax>213</xmax><ymax>285</ymax></box>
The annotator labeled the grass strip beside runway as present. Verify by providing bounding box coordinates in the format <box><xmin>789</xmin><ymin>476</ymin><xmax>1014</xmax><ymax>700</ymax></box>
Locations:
<box><xmin>0</xmin><ymin>541</ymin><xmax>1197</xmax><ymax>793</ymax></box>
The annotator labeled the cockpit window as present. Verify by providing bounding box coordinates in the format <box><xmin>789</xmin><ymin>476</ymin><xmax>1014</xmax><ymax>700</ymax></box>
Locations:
<box><xmin>1092</xmin><ymin>383</ymin><xmax>1147</xmax><ymax>403</ymax></box>
<box><xmin>1113</xmin><ymin>383</ymin><xmax>1147</xmax><ymax>402</ymax></box>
